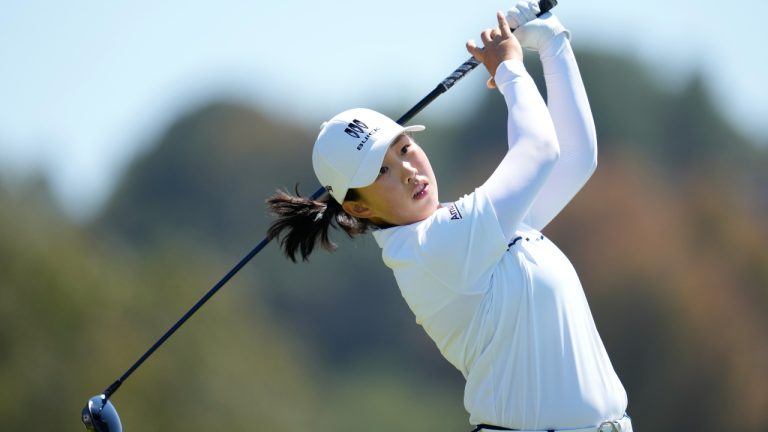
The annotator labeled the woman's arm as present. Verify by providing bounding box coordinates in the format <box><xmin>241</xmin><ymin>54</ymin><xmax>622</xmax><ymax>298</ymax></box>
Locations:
<box><xmin>466</xmin><ymin>12</ymin><xmax>560</xmax><ymax>240</ymax></box>
<box><xmin>524</xmin><ymin>32</ymin><xmax>597</xmax><ymax>230</ymax></box>
<box><xmin>508</xmin><ymin>9</ymin><xmax>598</xmax><ymax>230</ymax></box>
<box><xmin>480</xmin><ymin>59</ymin><xmax>560</xmax><ymax>240</ymax></box>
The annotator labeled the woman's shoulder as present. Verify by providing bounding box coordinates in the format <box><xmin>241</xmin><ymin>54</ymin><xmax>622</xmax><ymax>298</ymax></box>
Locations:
<box><xmin>373</xmin><ymin>189</ymin><xmax>486</xmax><ymax>245</ymax></box>
<box><xmin>374</xmin><ymin>188</ymin><xmax>506</xmax><ymax>259</ymax></box>
<box><xmin>374</xmin><ymin>188</ymin><xmax>509</xmax><ymax>294</ymax></box>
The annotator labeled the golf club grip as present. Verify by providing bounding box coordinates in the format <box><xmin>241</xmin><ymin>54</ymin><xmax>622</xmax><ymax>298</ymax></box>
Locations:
<box><xmin>397</xmin><ymin>0</ymin><xmax>557</xmax><ymax>125</ymax></box>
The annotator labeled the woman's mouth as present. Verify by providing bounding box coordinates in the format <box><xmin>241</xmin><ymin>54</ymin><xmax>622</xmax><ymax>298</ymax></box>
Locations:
<box><xmin>412</xmin><ymin>183</ymin><xmax>429</xmax><ymax>200</ymax></box>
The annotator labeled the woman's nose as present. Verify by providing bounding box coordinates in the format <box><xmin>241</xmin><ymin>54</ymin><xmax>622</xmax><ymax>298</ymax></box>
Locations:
<box><xmin>402</xmin><ymin>162</ymin><xmax>417</xmax><ymax>183</ymax></box>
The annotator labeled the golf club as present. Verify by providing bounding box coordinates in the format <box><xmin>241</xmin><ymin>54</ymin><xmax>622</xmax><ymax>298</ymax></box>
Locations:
<box><xmin>80</xmin><ymin>1</ymin><xmax>558</xmax><ymax>430</ymax></box>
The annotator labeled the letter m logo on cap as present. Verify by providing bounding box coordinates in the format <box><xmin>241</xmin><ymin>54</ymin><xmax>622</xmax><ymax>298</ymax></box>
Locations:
<box><xmin>344</xmin><ymin>119</ymin><xmax>368</xmax><ymax>139</ymax></box>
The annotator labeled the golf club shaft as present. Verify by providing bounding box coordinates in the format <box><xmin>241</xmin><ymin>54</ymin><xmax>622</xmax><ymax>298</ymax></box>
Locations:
<box><xmin>103</xmin><ymin>236</ymin><xmax>272</xmax><ymax>398</ymax></box>
<box><xmin>100</xmin><ymin>0</ymin><xmax>558</xmax><ymax>400</ymax></box>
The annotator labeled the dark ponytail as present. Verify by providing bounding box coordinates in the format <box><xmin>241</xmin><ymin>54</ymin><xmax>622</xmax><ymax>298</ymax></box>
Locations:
<box><xmin>266</xmin><ymin>186</ymin><xmax>373</xmax><ymax>262</ymax></box>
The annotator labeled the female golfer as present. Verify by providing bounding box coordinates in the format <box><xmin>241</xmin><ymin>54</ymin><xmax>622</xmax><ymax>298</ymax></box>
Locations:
<box><xmin>268</xmin><ymin>4</ymin><xmax>631</xmax><ymax>431</ymax></box>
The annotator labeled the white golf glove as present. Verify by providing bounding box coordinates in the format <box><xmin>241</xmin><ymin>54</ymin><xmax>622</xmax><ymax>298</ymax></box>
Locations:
<box><xmin>506</xmin><ymin>0</ymin><xmax>541</xmax><ymax>29</ymax></box>
<box><xmin>506</xmin><ymin>1</ymin><xmax>570</xmax><ymax>51</ymax></box>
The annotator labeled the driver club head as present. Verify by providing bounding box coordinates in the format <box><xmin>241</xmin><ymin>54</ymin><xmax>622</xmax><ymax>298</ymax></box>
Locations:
<box><xmin>82</xmin><ymin>395</ymin><xmax>122</xmax><ymax>432</ymax></box>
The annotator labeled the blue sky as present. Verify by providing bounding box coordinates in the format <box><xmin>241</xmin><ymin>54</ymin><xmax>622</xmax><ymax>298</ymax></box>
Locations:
<box><xmin>1</xmin><ymin>0</ymin><xmax>766</xmax><ymax>220</ymax></box>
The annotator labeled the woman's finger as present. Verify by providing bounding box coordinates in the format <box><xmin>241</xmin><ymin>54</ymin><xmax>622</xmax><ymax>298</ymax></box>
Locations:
<box><xmin>497</xmin><ymin>11</ymin><xmax>513</xmax><ymax>37</ymax></box>
<box><xmin>480</xmin><ymin>28</ymin><xmax>494</xmax><ymax>45</ymax></box>
<box><xmin>466</xmin><ymin>39</ymin><xmax>483</xmax><ymax>60</ymax></box>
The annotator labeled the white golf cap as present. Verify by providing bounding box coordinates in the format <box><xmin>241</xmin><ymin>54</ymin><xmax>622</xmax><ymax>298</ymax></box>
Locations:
<box><xmin>312</xmin><ymin>108</ymin><xmax>425</xmax><ymax>203</ymax></box>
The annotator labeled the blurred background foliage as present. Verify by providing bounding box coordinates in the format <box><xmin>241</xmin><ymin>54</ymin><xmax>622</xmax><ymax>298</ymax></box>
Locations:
<box><xmin>1</xmin><ymin>47</ymin><xmax>767</xmax><ymax>431</ymax></box>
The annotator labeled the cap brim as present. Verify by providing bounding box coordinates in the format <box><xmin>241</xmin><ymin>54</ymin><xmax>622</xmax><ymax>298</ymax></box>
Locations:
<box><xmin>348</xmin><ymin>124</ymin><xmax>426</xmax><ymax>190</ymax></box>
<box><xmin>403</xmin><ymin>125</ymin><xmax>425</xmax><ymax>133</ymax></box>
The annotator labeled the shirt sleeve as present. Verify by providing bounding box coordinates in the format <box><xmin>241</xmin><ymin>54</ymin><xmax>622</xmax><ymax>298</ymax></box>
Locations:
<box><xmin>524</xmin><ymin>33</ymin><xmax>598</xmax><ymax>230</ymax></box>
<box><xmin>479</xmin><ymin>59</ymin><xmax>561</xmax><ymax>240</ymax></box>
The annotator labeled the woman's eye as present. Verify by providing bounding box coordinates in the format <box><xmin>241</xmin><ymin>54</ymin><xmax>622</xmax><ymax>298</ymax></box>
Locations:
<box><xmin>400</xmin><ymin>144</ymin><xmax>410</xmax><ymax>155</ymax></box>
<box><xmin>379</xmin><ymin>166</ymin><xmax>389</xmax><ymax>176</ymax></box>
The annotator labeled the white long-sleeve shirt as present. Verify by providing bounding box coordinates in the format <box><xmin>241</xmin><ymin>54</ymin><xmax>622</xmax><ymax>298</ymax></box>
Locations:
<box><xmin>372</xmin><ymin>34</ymin><xmax>626</xmax><ymax>430</ymax></box>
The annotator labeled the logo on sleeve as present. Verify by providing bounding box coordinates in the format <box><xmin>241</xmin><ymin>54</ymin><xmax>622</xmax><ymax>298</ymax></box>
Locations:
<box><xmin>448</xmin><ymin>203</ymin><xmax>463</xmax><ymax>220</ymax></box>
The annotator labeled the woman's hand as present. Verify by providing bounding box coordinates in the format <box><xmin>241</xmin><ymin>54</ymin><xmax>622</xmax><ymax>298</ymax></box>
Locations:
<box><xmin>466</xmin><ymin>12</ymin><xmax>523</xmax><ymax>89</ymax></box>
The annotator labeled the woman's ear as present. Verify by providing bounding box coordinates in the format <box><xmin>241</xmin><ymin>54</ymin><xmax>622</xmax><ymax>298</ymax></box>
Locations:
<box><xmin>342</xmin><ymin>200</ymin><xmax>374</xmax><ymax>219</ymax></box>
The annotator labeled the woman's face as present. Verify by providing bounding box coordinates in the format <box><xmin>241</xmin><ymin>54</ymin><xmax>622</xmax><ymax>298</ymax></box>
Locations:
<box><xmin>343</xmin><ymin>134</ymin><xmax>440</xmax><ymax>227</ymax></box>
